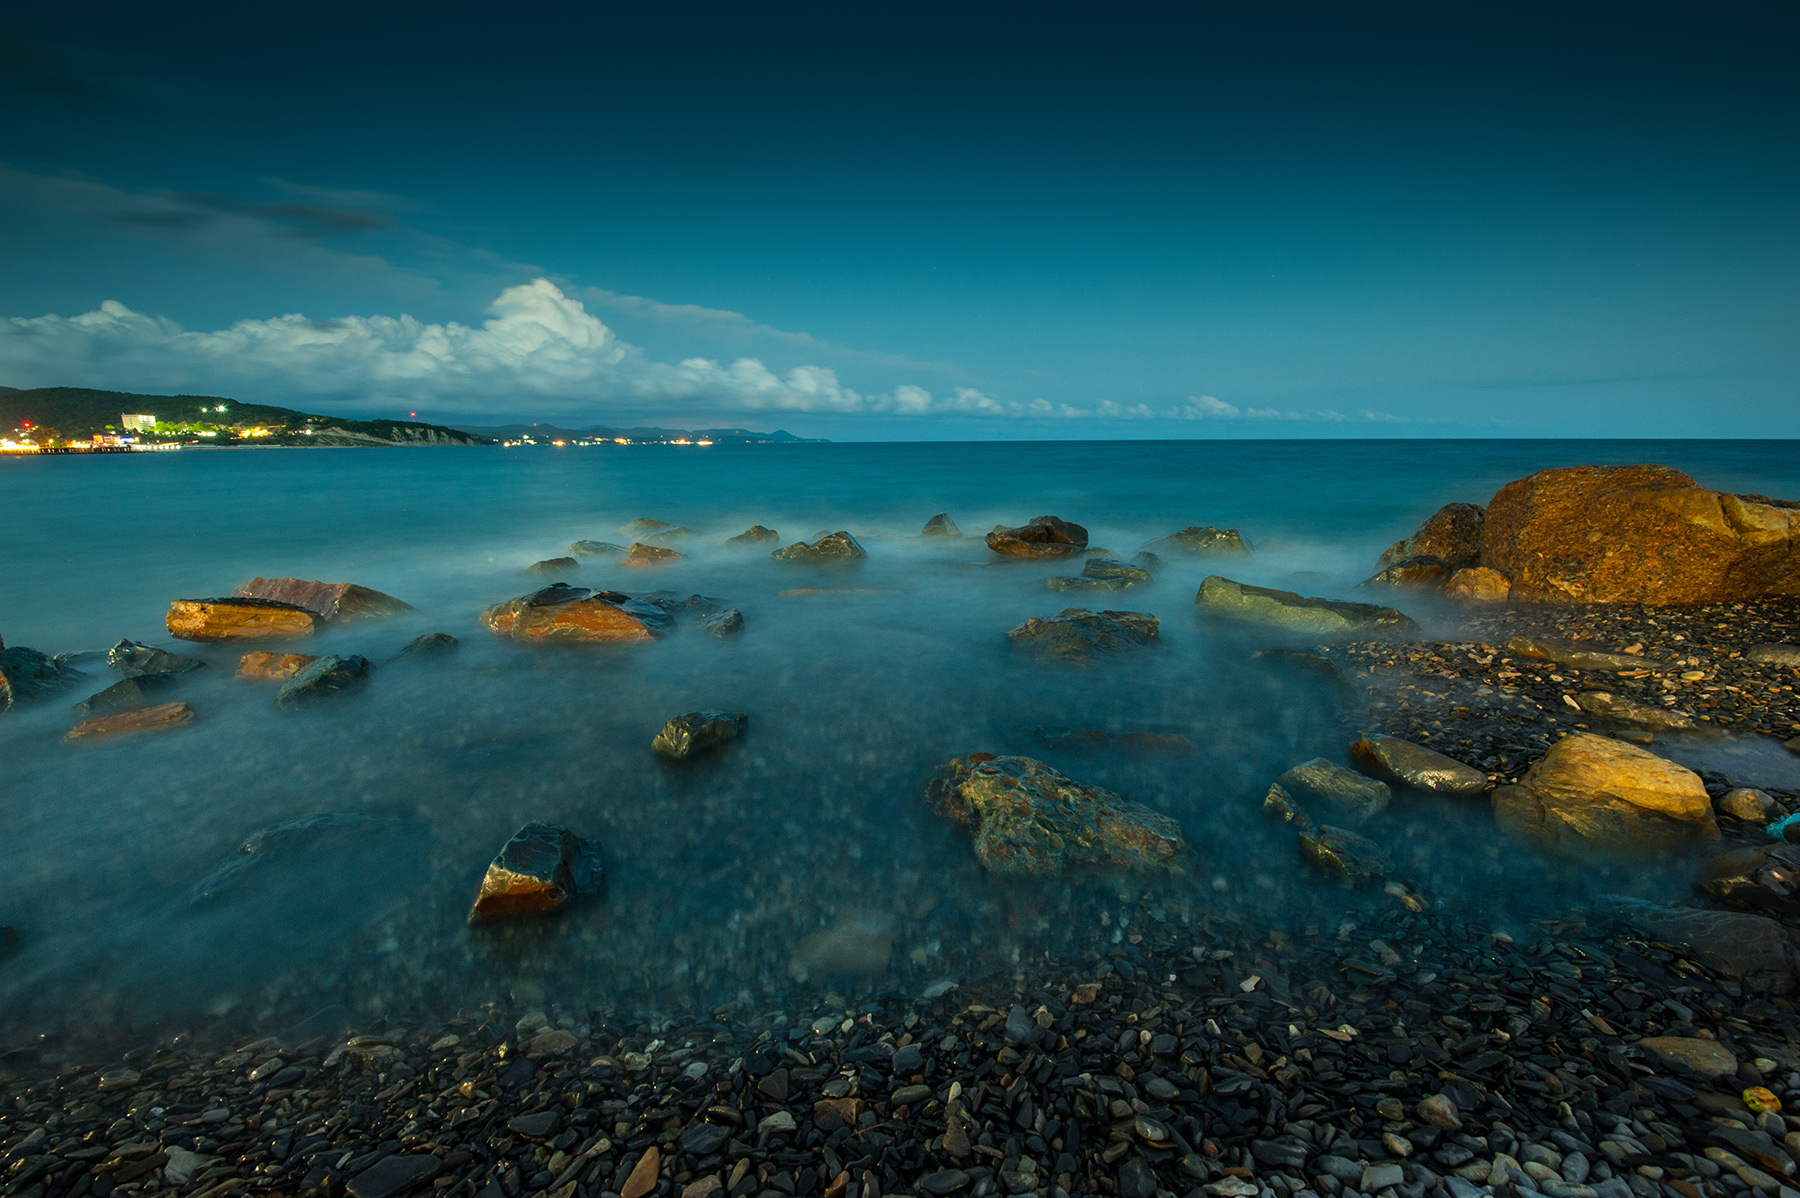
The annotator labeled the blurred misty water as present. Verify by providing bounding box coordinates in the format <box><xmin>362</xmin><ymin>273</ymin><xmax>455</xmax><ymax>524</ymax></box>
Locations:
<box><xmin>1</xmin><ymin>439</ymin><xmax>1795</xmax><ymax>1046</ymax></box>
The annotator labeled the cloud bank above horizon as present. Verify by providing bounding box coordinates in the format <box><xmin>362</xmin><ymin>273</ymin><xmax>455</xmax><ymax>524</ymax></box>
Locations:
<box><xmin>0</xmin><ymin>279</ymin><xmax>1391</xmax><ymax>425</ymax></box>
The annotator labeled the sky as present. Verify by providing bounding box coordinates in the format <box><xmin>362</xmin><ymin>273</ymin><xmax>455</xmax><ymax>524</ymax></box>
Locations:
<box><xmin>0</xmin><ymin>1</ymin><xmax>1795</xmax><ymax>439</ymax></box>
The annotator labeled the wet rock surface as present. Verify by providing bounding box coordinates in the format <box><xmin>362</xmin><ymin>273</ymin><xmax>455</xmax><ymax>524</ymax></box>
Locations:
<box><xmin>619</xmin><ymin>518</ymin><xmax>678</xmax><ymax>539</ymax></box>
<box><xmin>190</xmin><ymin>813</ymin><xmax>403</xmax><ymax>905</ymax></box>
<box><xmin>569</xmin><ymin>540</ymin><xmax>625</xmax><ymax>557</ymax></box>
<box><xmin>468</xmin><ymin>821</ymin><xmax>602</xmax><ymax>923</ymax></box>
<box><xmin>1276</xmin><ymin>758</ymin><xmax>1393</xmax><ymax>818</ymax></box>
<box><xmin>0</xmin><ymin>645</ymin><xmax>84</xmax><ymax>712</ymax></box>
<box><xmin>1443</xmin><ymin>566</ymin><xmax>1512</xmax><ymax>603</ymax></box>
<box><xmin>1379</xmin><ymin>502</ymin><xmax>1486</xmax><ymax>571</ymax></box>
<box><xmin>108</xmin><ymin>639</ymin><xmax>209</xmax><ymax>678</ymax></box>
<box><xmin>1196</xmin><ymin>577</ymin><xmax>1420</xmax><ymax>638</ymax></box>
<box><xmin>1695</xmin><ymin>843</ymin><xmax>1800</xmax><ymax>916</ymax></box>
<box><xmin>1297</xmin><ymin>823</ymin><xmax>1390</xmax><ymax>880</ymax></box>
<box><xmin>652</xmin><ymin>711</ymin><xmax>748</xmax><ymax>760</ymax></box>
<box><xmin>926</xmin><ymin>754</ymin><xmax>1185</xmax><ymax>874</ymax></box>
<box><xmin>626</xmin><ymin>543</ymin><xmax>685</xmax><ymax>567</ymax></box>
<box><xmin>698</xmin><ymin>608</ymin><xmax>745</xmax><ymax>637</ymax></box>
<box><xmin>480</xmin><ymin>584</ymin><xmax>674</xmax><ymax>644</ymax></box>
<box><xmin>1347</xmin><ymin>734</ymin><xmax>1490</xmax><ymax>798</ymax></box>
<box><xmin>71</xmin><ymin>672</ymin><xmax>182</xmax><ymax>714</ymax></box>
<box><xmin>527</xmin><ymin>557</ymin><xmax>580</xmax><ymax>575</ymax></box>
<box><xmin>236</xmin><ymin>652</ymin><xmax>320</xmax><ymax>682</ymax></box>
<box><xmin>1493</xmin><ymin>734</ymin><xmax>1720</xmax><ymax>855</ymax></box>
<box><xmin>986</xmin><ymin>516</ymin><xmax>1089</xmax><ymax>559</ymax></box>
<box><xmin>1362</xmin><ymin>556</ymin><xmax>1452</xmax><ymax>592</ymax></box>
<box><xmin>276</xmin><ymin>655</ymin><xmax>373</xmax><ymax>709</ymax></box>
<box><xmin>770</xmin><ymin>532</ymin><xmax>868</xmax><ymax>563</ymax></box>
<box><xmin>65</xmin><ymin>700</ymin><xmax>195</xmax><ymax>741</ymax></box>
<box><xmin>921</xmin><ymin>513</ymin><xmax>962</xmax><ymax>538</ymax></box>
<box><xmin>1141</xmin><ymin>526</ymin><xmax>1250</xmax><ymax>558</ymax></box>
<box><xmin>724</xmin><ymin>526</ymin><xmax>780</xmax><ymax>547</ymax></box>
<box><xmin>231</xmin><ymin>578</ymin><xmax>414</xmax><ymax>622</ymax></box>
<box><xmin>1005</xmin><ymin>608</ymin><xmax>1159</xmax><ymax>661</ymax></box>
<box><xmin>167</xmin><ymin>598</ymin><xmax>320</xmax><ymax>642</ymax></box>
<box><xmin>395</xmin><ymin>632</ymin><xmax>459</xmax><ymax>659</ymax></box>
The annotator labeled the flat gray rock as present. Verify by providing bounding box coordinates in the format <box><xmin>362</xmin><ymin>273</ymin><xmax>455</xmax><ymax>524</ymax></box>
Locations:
<box><xmin>1278</xmin><ymin>758</ymin><xmax>1392</xmax><ymax>817</ymax></box>
<box><xmin>1348</xmin><ymin>733</ymin><xmax>1488</xmax><ymax>797</ymax></box>
<box><xmin>348</xmin><ymin>1155</ymin><xmax>441</xmax><ymax>1198</ymax></box>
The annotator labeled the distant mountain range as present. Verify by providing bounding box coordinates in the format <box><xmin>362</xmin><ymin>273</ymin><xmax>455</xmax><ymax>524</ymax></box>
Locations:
<box><xmin>0</xmin><ymin>386</ymin><xmax>486</xmax><ymax>447</ymax></box>
<box><xmin>454</xmin><ymin>423</ymin><xmax>827</xmax><ymax>444</ymax></box>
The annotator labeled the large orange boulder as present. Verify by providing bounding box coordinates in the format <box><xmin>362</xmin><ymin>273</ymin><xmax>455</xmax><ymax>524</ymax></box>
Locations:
<box><xmin>480</xmin><ymin>583</ymin><xmax>674</xmax><ymax>644</ymax></box>
<box><xmin>1480</xmin><ymin>466</ymin><xmax>1800</xmax><ymax>604</ymax></box>
<box><xmin>1492</xmin><ymin>733</ymin><xmax>1720</xmax><ymax>855</ymax></box>
<box><xmin>232</xmin><ymin>578</ymin><xmax>414</xmax><ymax>621</ymax></box>
<box><xmin>167</xmin><ymin>598</ymin><xmax>319</xmax><ymax>642</ymax></box>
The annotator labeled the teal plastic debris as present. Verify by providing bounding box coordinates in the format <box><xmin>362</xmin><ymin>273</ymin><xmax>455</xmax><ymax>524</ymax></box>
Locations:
<box><xmin>1766</xmin><ymin>813</ymin><xmax>1800</xmax><ymax>842</ymax></box>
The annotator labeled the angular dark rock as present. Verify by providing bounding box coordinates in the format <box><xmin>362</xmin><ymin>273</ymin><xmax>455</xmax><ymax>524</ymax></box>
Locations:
<box><xmin>625</xmin><ymin>543</ymin><xmax>685</xmax><ymax>566</ymax></box>
<box><xmin>1195</xmin><ymin>576</ymin><xmax>1419</xmax><ymax>637</ymax></box>
<box><xmin>569</xmin><ymin>540</ymin><xmax>625</xmax><ymax>556</ymax></box>
<box><xmin>652</xmin><ymin>710</ymin><xmax>748</xmax><ymax>759</ymax></box>
<box><xmin>1602</xmin><ymin>897</ymin><xmax>1800</xmax><ymax>993</ymax></box>
<box><xmin>276</xmin><ymin>655</ymin><xmax>372</xmax><ymax>709</ymax></box>
<box><xmin>1262</xmin><ymin>782</ymin><xmax>1316</xmax><ymax>833</ymax></box>
<box><xmin>108</xmin><ymin>639</ymin><xmax>208</xmax><ymax>678</ymax></box>
<box><xmin>396</xmin><ymin>632</ymin><xmax>459</xmax><ymax>658</ymax></box>
<box><xmin>1378</xmin><ymin>502</ymin><xmax>1485</xmax><ymax>570</ymax></box>
<box><xmin>1005</xmin><ymin>608</ymin><xmax>1158</xmax><ymax>661</ymax></box>
<box><xmin>724</xmin><ymin>525</ymin><xmax>780</xmax><ymax>546</ymax></box>
<box><xmin>232</xmin><ymin>578</ymin><xmax>414</xmax><ymax>622</ymax></box>
<box><xmin>679</xmin><ymin>1121</ymin><xmax>730</xmax><ymax>1155</ymax></box>
<box><xmin>1505</xmin><ymin>635</ymin><xmax>1652</xmax><ymax>672</ymax></box>
<box><xmin>468</xmin><ymin>821</ymin><xmax>603</xmax><ymax>923</ymax></box>
<box><xmin>986</xmin><ymin>516</ymin><xmax>1089</xmax><ymax>559</ymax></box>
<box><xmin>1696</xmin><ymin>844</ymin><xmax>1800</xmax><ymax>916</ymax></box>
<box><xmin>1277</xmin><ymin>758</ymin><xmax>1392</xmax><ymax>817</ymax></box>
<box><xmin>921</xmin><ymin>513</ymin><xmax>961</xmax><ymax>538</ymax></box>
<box><xmin>526</xmin><ymin>557</ymin><xmax>578</xmax><ymax>575</ymax></box>
<box><xmin>698</xmin><ymin>608</ymin><xmax>744</xmax><ymax>637</ymax></box>
<box><xmin>1361</xmin><ymin>555</ymin><xmax>1451</xmax><ymax>591</ymax></box>
<box><xmin>770</xmin><ymin>531</ymin><xmax>867</xmax><ymax>562</ymax></box>
<box><xmin>347</xmin><ymin>1154</ymin><xmax>441</xmax><ymax>1198</ymax></box>
<box><xmin>1298</xmin><ymin>825</ymin><xmax>1389</xmax><ymax>881</ymax></box>
<box><xmin>0</xmin><ymin>646</ymin><xmax>84</xmax><ymax>713</ymax></box>
<box><xmin>481</xmin><ymin>584</ymin><xmax>675</xmax><ymax>644</ymax></box>
<box><xmin>1081</xmin><ymin>558</ymin><xmax>1152</xmax><ymax>584</ymax></box>
<box><xmin>71</xmin><ymin>672</ymin><xmax>181</xmax><ymax>714</ymax></box>
<box><xmin>1045</xmin><ymin>575</ymin><xmax>1133</xmax><ymax>594</ymax></box>
<box><xmin>1347</xmin><ymin>733</ymin><xmax>1489</xmax><ymax>797</ymax></box>
<box><xmin>1142</xmin><ymin>526</ymin><xmax>1250</xmax><ymax>558</ymax></box>
<box><xmin>507</xmin><ymin>1111</ymin><xmax>562</xmax><ymax>1138</ymax></box>
<box><xmin>619</xmin><ymin>518</ymin><xmax>677</xmax><ymax>538</ymax></box>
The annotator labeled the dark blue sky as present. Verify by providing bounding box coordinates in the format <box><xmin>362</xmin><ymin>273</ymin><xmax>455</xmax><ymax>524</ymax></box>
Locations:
<box><xmin>1</xmin><ymin>1</ymin><xmax>1794</xmax><ymax>437</ymax></box>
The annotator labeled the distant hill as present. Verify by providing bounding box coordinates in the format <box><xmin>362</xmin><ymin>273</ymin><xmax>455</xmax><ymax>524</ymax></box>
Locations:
<box><xmin>455</xmin><ymin>423</ymin><xmax>828</xmax><ymax>444</ymax></box>
<box><xmin>0</xmin><ymin>386</ymin><xmax>491</xmax><ymax>447</ymax></box>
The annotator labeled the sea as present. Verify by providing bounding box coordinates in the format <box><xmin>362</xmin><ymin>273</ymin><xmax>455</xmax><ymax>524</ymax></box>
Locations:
<box><xmin>2</xmin><ymin>439</ymin><xmax>1797</xmax><ymax>1050</ymax></box>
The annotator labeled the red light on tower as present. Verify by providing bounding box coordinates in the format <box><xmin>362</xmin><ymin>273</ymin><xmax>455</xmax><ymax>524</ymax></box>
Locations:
<box><xmin>20</xmin><ymin>421</ymin><xmax>31</xmax><ymax>429</ymax></box>
<box><xmin>410</xmin><ymin>412</ymin><xmax>416</xmax><ymax>417</ymax></box>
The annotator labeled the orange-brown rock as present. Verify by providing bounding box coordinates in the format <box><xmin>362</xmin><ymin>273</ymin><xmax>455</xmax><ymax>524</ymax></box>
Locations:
<box><xmin>986</xmin><ymin>515</ymin><xmax>1089</xmax><ymax>559</ymax></box>
<box><xmin>625</xmin><ymin>543</ymin><xmax>684</xmax><ymax>566</ymax></box>
<box><xmin>480</xmin><ymin>583</ymin><xmax>674</xmax><ymax>644</ymax></box>
<box><xmin>468</xmin><ymin>821</ymin><xmax>602</xmax><ymax>923</ymax></box>
<box><xmin>1443</xmin><ymin>566</ymin><xmax>1510</xmax><ymax>603</ymax></box>
<box><xmin>1378</xmin><ymin>502</ymin><xmax>1484</xmax><ymax>570</ymax></box>
<box><xmin>1492</xmin><ymin>732</ymin><xmax>1720</xmax><ymax>855</ymax></box>
<box><xmin>1481</xmin><ymin>466</ymin><xmax>1800</xmax><ymax>604</ymax></box>
<box><xmin>66</xmin><ymin>701</ymin><xmax>195</xmax><ymax>741</ymax></box>
<box><xmin>167</xmin><ymin>598</ymin><xmax>319</xmax><ymax>642</ymax></box>
<box><xmin>232</xmin><ymin>577</ymin><xmax>414</xmax><ymax>621</ymax></box>
<box><xmin>236</xmin><ymin>651</ymin><xmax>320</xmax><ymax>681</ymax></box>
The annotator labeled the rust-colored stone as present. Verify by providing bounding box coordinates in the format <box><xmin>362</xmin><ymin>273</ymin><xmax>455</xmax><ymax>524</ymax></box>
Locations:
<box><xmin>468</xmin><ymin>821</ymin><xmax>602</xmax><ymax>923</ymax></box>
<box><xmin>232</xmin><ymin>577</ymin><xmax>414</xmax><ymax>621</ymax></box>
<box><xmin>1378</xmin><ymin>502</ymin><xmax>1485</xmax><ymax>570</ymax></box>
<box><xmin>625</xmin><ymin>543</ymin><xmax>684</xmax><ymax>566</ymax></box>
<box><xmin>67</xmin><ymin>701</ymin><xmax>195</xmax><ymax>741</ymax></box>
<box><xmin>987</xmin><ymin>515</ymin><xmax>1088</xmax><ymax>558</ymax></box>
<box><xmin>1443</xmin><ymin>566</ymin><xmax>1511</xmax><ymax>603</ymax></box>
<box><xmin>1492</xmin><ymin>733</ymin><xmax>1719</xmax><ymax>854</ymax></box>
<box><xmin>480</xmin><ymin>583</ymin><xmax>673</xmax><ymax>644</ymax></box>
<box><xmin>1480</xmin><ymin>465</ymin><xmax>1800</xmax><ymax>604</ymax></box>
<box><xmin>236</xmin><ymin>651</ymin><xmax>320</xmax><ymax>681</ymax></box>
<box><xmin>167</xmin><ymin>598</ymin><xmax>319</xmax><ymax>642</ymax></box>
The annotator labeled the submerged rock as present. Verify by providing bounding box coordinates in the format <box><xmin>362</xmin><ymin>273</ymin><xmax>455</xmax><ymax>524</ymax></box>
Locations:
<box><xmin>1132</xmin><ymin>551</ymin><xmax>1164</xmax><ymax>573</ymax></box>
<box><xmin>1298</xmin><ymin>825</ymin><xmax>1389</xmax><ymax>882</ymax></box>
<box><xmin>396</xmin><ymin>632</ymin><xmax>459</xmax><ymax>658</ymax></box>
<box><xmin>232</xmin><ymin>577</ymin><xmax>414</xmax><ymax>621</ymax></box>
<box><xmin>480</xmin><ymin>584</ymin><xmax>674</xmax><ymax>644</ymax></box>
<box><xmin>1195</xmin><ymin>576</ymin><xmax>1419</xmax><ymax>637</ymax></box>
<box><xmin>1443</xmin><ymin>566</ymin><xmax>1511</xmax><ymax>603</ymax></box>
<box><xmin>1697</xmin><ymin>844</ymin><xmax>1800</xmax><ymax>917</ymax></box>
<box><xmin>1276</xmin><ymin>758</ymin><xmax>1392</xmax><ymax>817</ymax></box>
<box><xmin>770</xmin><ymin>530</ymin><xmax>867</xmax><ymax>563</ymax></box>
<box><xmin>1141</xmin><ymin>526</ymin><xmax>1250</xmax><ymax>558</ymax></box>
<box><xmin>276</xmin><ymin>654</ymin><xmax>372</xmax><ymax>708</ymax></box>
<box><xmin>66</xmin><ymin>700</ymin><xmax>195</xmax><ymax>742</ymax></box>
<box><xmin>921</xmin><ymin>513</ymin><xmax>962</xmax><ymax>538</ymax></box>
<box><xmin>1347</xmin><ymin>734</ymin><xmax>1489</xmax><ymax>797</ymax></box>
<box><xmin>236</xmin><ymin>651</ymin><xmax>320</xmax><ymax>681</ymax></box>
<box><xmin>1492</xmin><ymin>733</ymin><xmax>1719</xmax><ymax>854</ymax></box>
<box><xmin>626</xmin><ymin>543</ymin><xmax>684</xmax><ymax>566</ymax></box>
<box><xmin>526</xmin><ymin>557</ymin><xmax>579</xmax><ymax>575</ymax></box>
<box><xmin>72</xmin><ymin>673</ymin><xmax>182</xmax><ymax>714</ymax></box>
<box><xmin>1748</xmin><ymin>643</ymin><xmax>1800</xmax><ymax>667</ymax></box>
<box><xmin>789</xmin><ymin>913</ymin><xmax>895</xmax><ymax>981</ymax></box>
<box><xmin>1717</xmin><ymin>787</ymin><xmax>1776</xmax><ymax>821</ymax></box>
<box><xmin>569</xmin><ymin>539</ymin><xmax>626</xmax><ymax>557</ymax></box>
<box><xmin>698</xmin><ymin>608</ymin><xmax>744</xmax><ymax>637</ymax></box>
<box><xmin>1573</xmin><ymin>690</ymin><xmax>1696</xmax><ymax>730</ymax></box>
<box><xmin>986</xmin><ymin>516</ymin><xmax>1089</xmax><ymax>559</ymax></box>
<box><xmin>108</xmin><ymin>639</ymin><xmax>208</xmax><ymax>678</ymax></box>
<box><xmin>1505</xmin><ymin>635</ymin><xmax>1649</xmax><ymax>672</ymax></box>
<box><xmin>1028</xmin><ymin>727</ymin><xmax>1193</xmax><ymax>756</ymax></box>
<box><xmin>1377</xmin><ymin>502</ymin><xmax>1485</xmax><ymax>571</ymax></box>
<box><xmin>724</xmin><ymin>525</ymin><xmax>780</xmax><ymax>546</ymax></box>
<box><xmin>652</xmin><ymin>710</ymin><xmax>748</xmax><ymax>759</ymax></box>
<box><xmin>1082</xmin><ymin>558</ymin><xmax>1153</xmax><ymax>584</ymax></box>
<box><xmin>468</xmin><ymin>821</ymin><xmax>603</xmax><ymax>923</ymax></box>
<box><xmin>190</xmin><ymin>812</ymin><xmax>402</xmax><ymax>904</ymax></box>
<box><xmin>1602</xmin><ymin>896</ymin><xmax>1800</xmax><ymax>993</ymax></box>
<box><xmin>1262</xmin><ymin>782</ymin><xmax>1316</xmax><ymax>833</ymax></box>
<box><xmin>1482</xmin><ymin>465</ymin><xmax>1800</xmax><ymax>604</ymax></box>
<box><xmin>1006</xmin><ymin>607</ymin><xmax>1159</xmax><ymax>662</ymax></box>
<box><xmin>619</xmin><ymin>518</ymin><xmax>677</xmax><ymax>539</ymax></box>
<box><xmin>1045</xmin><ymin>575</ymin><xmax>1133</xmax><ymax>594</ymax></box>
<box><xmin>1360</xmin><ymin>556</ymin><xmax>1450</xmax><ymax>591</ymax></box>
<box><xmin>167</xmin><ymin>597</ymin><xmax>319</xmax><ymax>642</ymax></box>
<box><xmin>0</xmin><ymin>646</ymin><xmax>83</xmax><ymax>713</ymax></box>
<box><xmin>925</xmin><ymin>754</ymin><xmax>1185</xmax><ymax>876</ymax></box>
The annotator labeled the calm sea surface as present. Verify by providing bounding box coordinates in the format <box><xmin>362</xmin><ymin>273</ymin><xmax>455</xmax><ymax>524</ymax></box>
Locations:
<box><xmin>2</xmin><ymin>439</ymin><xmax>1796</xmax><ymax>1048</ymax></box>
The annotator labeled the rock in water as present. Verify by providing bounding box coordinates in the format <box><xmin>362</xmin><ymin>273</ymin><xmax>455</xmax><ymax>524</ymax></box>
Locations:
<box><xmin>1194</xmin><ymin>576</ymin><xmax>1420</xmax><ymax>637</ymax></box>
<box><xmin>1276</xmin><ymin>758</ymin><xmax>1392</xmax><ymax>817</ymax></box>
<box><xmin>770</xmin><ymin>530</ymin><xmax>868</xmax><ymax>562</ymax></box>
<box><xmin>71</xmin><ymin>673</ymin><xmax>181</xmax><ymax>714</ymax></box>
<box><xmin>236</xmin><ymin>651</ymin><xmax>320</xmax><ymax>681</ymax></box>
<box><xmin>925</xmin><ymin>754</ymin><xmax>1185</xmax><ymax>875</ymax></box>
<box><xmin>396</xmin><ymin>632</ymin><xmax>459</xmax><ymax>658</ymax></box>
<box><xmin>1045</xmin><ymin>575</ymin><xmax>1133</xmax><ymax>594</ymax></box>
<box><xmin>469</xmin><ymin>821</ymin><xmax>603</xmax><ymax>923</ymax></box>
<box><xmin>480</xmin><ymin>583</ymin><xmax>674</xmax><ymax>644</ymax></box>
<box><xmin>1602</xmin><ymin>897</ymin><xmax>1800</xmax><ymax>993</ymax></box>
<box><xmin>231</xmin><ymin>577</ymin><xmax>414</xmax><ymax>621</ymax></box>
<box><xmin>0</xmin><ymin>646</ymin><xmax>83</xmax><ymax>713</ymax></box>
<box><xmin>619</xmin><ymin>518</ymin><xmax>676</xmax><ymax>538</ymax></box>
<box><xmin>167</xmin><ymin>597</ymin><xmax>319</xmax><ymax>642</ymax></box>
<box><xmin>1141</xmin><ymin>526</ymin><xmax>1250</xmax><ymax>557</ymax></box>
<box><xmin>1481</xmin><ymin>465</ymin><xmax>1800</xmax><ymax>604</ymax></box>
<box><xmin>1638</xmin><ymin>1036</ymin><xmax>1739</xmax><ymax>1082</ymax></box>
<box><xmin>1263</xmin><ymin>782</ymin><xmax>1316</xmax><ymax>833</ymax></box>
<box><xmin>108</xmin><ymin>639</ymin><xmax>208</xmax><ymax>677</ymax></box>
<box><xmin>626</xmin><ymin>543</ymin><xmax>685</xmax><ymax>566</ymax></box>
<box><xmin>66</xmin><ymin>701</ymin><xmax>195</xmax><ymax>742</ymax></box>
<box><xmin>921</xmin><ymin>513</ymin><xmax>961</xmax><ymax>538</ymax></box>
<box><xmin>1347</xmin><ymin>734</ymin><xmax>1490</xmax><ymax>797</ymax></box>
<box><xmin>1696</xmin><ymin>844</ymin><xmax>1800</xmax><ymax>916</ymax></box>
<box><xmin>698</xmin><ymin>608</ymin><xmax>744</xmax><ymax>637</ymax></box>
<box><xmin>526</xmin><ymin>557</ymin><xmax>578</xmax><ymax>575</ymax></box>
<box><xmin>1748</xmin><ymin>643</ymin><xmax>1800</xmax><ymax>667</ymax></box>
<box><xmin>1006</xmin><ymin>608</ymin><xmax>1158</xmax><ymax>662</ymax></box>
<box><xmin>1717</xmin><ymin>787</ymin><xmax>1776</xmax><ymax>821</ymax></box>
<box><xmin>789</xmin><ymin>913</ymin><xmax>895</xmax><ymax>981</ymax></box>
<box><xmin>1360</xmin><ymin>556</ymin><xmax>1451</xmax><ymax>591</ymax></box>
<box><xmin>652</xmin><ymin>711</ymin><xmax>748</xmax><ymax>759</ymax></box>
<box><xmin>986</xmin><ymin>516</ymin><xmax>1089</xmax><ymax>559</ymax></box>
<box><xmin>190</xmin><ymin>812</ymin><xmax>401</xmax><ymax>904</ymax></box>
<box><xmin>1505</xmin><ymin>635</ymin><xmax>1650</xmax><ymax>671</ymax></box>
<box><xmin>1377</xmin><ymin>503</ymin><xmax>1485</xmax><ymax>570</ymax></box>
<box><xmin>1298</xmin><ymin>825</ymin><xmax>1390</xmax><ymax>881</ymax></box>
<box><xmin>569</xmin><ymin>539</ymin><xmax>626</xmax><ymax>556</ymax></box>
<box><xmin>724</xmin><ymin>525</ymin><xmax>780</xmax><ymax>546</ymax></box>
<box><xmin>1492</xmin><ymin>733</ymin><xmax>1720</xmax><ymax>854</ymax></box>
<box><xmin>1573</xmin><ymin>690</ymin><xmax>1696</xmax><ymax>730</ymax></box>
<box><xmin>1443</xmin><ymin>566</ymin><xmax>1511</xmax><ymax>603</ymax></box>
<box><xmin>276</xmin><ymin>655</ymin><xmax>372</xmax><ymax>708</ymax></box>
